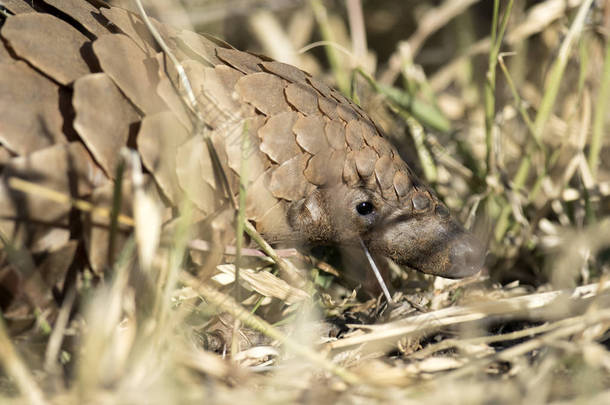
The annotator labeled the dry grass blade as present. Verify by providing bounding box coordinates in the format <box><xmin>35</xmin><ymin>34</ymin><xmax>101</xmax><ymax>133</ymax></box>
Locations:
<box><xmin>215</xmin><ymin>264</ymin><xmax>309</xmax><ymax>304</ymax></box>
<box><xmin>359</xmin><ymin>238</ymin><xmax>393</xmax><ymax>304</ymax></box>
<box><xmin>43</xmin><ymin>288</ymin><xmax>75</xmax><ymax>375</ymax></box>
<box><xmin>588</xmin><ymin>35</ymin><xmax>610</xmax><ymax>178</ymax></box>
<box><xmin>485</xmin><ymin>0</ymin><xmax>514</xmax><ymax>175</ymax></box>
<box><xmin>309</xmin><ymin>0</ymin><xmax>350</xmax><ymax>94</ymax></box>
<box><xmin>249</xmin><ymin>9</ymin><xmax>299</xmax><ymax>65</ymax></box>
<box><xmin>126</xmin><ymin>148</ymin><xmax>162</xmax><ymax>271</ymax></box>
<box><xmin>188</xmin><ymin>238</ymin><xmax>298</xmax><ymax>258</ymax></box>
<box><xmin>0</xmin><ymin>316</ymin><xmax>48</xmax><ymax>405</ymax></box>
<box><xmin>408</xmin><ymin>0</ymin><xmax>480</xmax><ymax>58</ymax></box>
<box><xmin>180</xmin><ymin>271</ymin><xmax>362</xmax><ymax>385</ymax></box>
<box><xmin>407</xmin><ymin>312</ymin><xmax>596</xmax><ymax>360</ymax></box>
<box><xmin>346</xmin><ymin>0</ymin><xmax>367</xmax><ymax>66</ymax></box>
<box><xmin>133</xmin><ymin>0</ymin><xmax>197</xmax><ymax>109</ymax></box>
<box><xmin>8</xmin><ymin>177</ymin><xmax>135</xmax><ymax>226</ymax></box>
<box><xmin>244</xmin><ymin>221</ymin><xmax>306</xmax><ymax>286</ymax></box>
<box><xmin>327</xmin><ymin>281</ymin><xmax>610</xmax><ymax>351</ymax></box>
<box><xmin>532</xmin><ymin>0</ymin><xmax>595</xmax><ymax>139</ymax></box>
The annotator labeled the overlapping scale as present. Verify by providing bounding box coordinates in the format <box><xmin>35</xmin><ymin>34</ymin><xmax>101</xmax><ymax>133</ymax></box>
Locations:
<box><xmin>294</xmin><ymin>115</ymin><xmax>328</xmax><ymax>154</ymax></box>
<box><xmin>73</xmin><ymin>73</ymin><xmax>139</xmax><ymax>177</ymax></box>
<box><xmin>93</xmin><ymin>34</ymin><xmax>167</xmax><ymax>114</ymax></box>
<box><xmin>259</xmin><ymin>112</ymin><xmax>300</xmax><ymax>164</ymax></box>
<box><xmin>1</xmin><ymin>13</ymin><xmax>91</xmax><ymax>85</ymax></box>
<box><xmin>0</xmin><ymin>62</ymin><xmax>66</xmax><ymax>155</ymax></box>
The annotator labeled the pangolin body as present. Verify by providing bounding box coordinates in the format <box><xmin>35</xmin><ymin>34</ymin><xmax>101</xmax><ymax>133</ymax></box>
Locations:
<box><xmin>0</xmin><ymin>0</ymin><xmax>484</xmax><ymax>290</ymax></box>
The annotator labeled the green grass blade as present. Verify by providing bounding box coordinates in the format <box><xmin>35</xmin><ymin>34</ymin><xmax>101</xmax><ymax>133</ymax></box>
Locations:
<box><xmin>588</xmin><ymin>34</ymin><xmax>610</xmax><ymax>178</ymax></box>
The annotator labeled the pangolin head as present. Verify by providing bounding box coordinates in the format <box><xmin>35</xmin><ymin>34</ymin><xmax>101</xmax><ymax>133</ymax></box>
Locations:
<box><xmin>184</xmin><ymin>49</ymin><xmax>484</xmax><ymax>279</ymax></box>
<box><xmin>284</xmin><ymin>121</ymin><xmax>485</xmax><ymax>279</ymax></box>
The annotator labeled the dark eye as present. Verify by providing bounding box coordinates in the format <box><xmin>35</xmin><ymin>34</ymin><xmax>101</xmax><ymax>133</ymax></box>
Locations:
<box><xmin>356</xmin><ymin>201</ymin><xmax>375</xmax><ymax>216</ymax></box>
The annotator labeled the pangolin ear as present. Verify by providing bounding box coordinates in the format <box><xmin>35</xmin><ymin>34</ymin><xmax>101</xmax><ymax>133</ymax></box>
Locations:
<box><xmin>287</xmin><ymin>190</ymin><xmax>333</xmax><ymax>242</ymax></box>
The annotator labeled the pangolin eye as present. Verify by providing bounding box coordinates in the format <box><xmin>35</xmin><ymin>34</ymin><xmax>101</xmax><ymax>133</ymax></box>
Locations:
<box><xmin>356</xmin><ymin>201</ymin><xmax>375</xmax><ymax>216</ymax></box>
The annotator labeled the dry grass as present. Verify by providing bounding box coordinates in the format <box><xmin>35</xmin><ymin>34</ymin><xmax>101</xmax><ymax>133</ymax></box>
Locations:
<box><xmin>1</xmin><ymin>0</ymin><xmax>610</xmax><ymax>403</ymax></box>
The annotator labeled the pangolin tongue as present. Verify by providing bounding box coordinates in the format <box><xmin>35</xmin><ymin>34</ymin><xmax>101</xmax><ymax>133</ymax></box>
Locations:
<box><xmin>0</xmin><ymin>1</ymin><xmax>483</xmax><ymax>281</ymax></box>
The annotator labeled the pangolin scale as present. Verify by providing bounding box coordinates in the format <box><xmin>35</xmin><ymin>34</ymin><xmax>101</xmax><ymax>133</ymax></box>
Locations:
<box><xmin>0</xmin><ymin>0</ymin><xmax>484</xmax><ymax>309</ymax></box>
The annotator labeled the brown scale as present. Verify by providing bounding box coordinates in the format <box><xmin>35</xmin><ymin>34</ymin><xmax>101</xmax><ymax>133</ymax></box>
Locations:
<box><xmin>73</xmin><ymin>73</ymin><xmax>139</xmax><ymax>177</ymax></box>
<box><xmin>260</xmin><ymin>60</ymin><xmax>309</xmax><ymax>83</ymax></box>
<box><xmin>2</xmin><ymin>13</ymin><xmax>91</xmax><ymax>85</ymax></box>
<box><xmin>45</xmin><ymin>0</ymin><xmax>109</xmax><ymax>39</ymax></box>
<box><xmin>294</xmin><ymin>115</ymin><xmax>328</xmax><ymax>155</ymax></box>
<box><xmin>259</xmin><ymin>112</ymin><xmax>301</xmax><ymax>164</ymax></box>
<box><xmin>0</xmin><ymin>1</ymin><xmax>485</xmax><ymax>320</ymax></box>
<box><xmin>93</xmin><ymin>34</ymin><xmax>167</xmax><ymax>114</ymax></box>
<box><xmin>101</xmin><ymin>7</ymin><xmax>160</xmax><ymax>55</ymax></box>
<box><xmin>0</xmin><ymin>62</ymin><xmax>66</xmax><ymax>154</ymax></box>
<box><xmin>285</xmin><ymin>83</ymin><xmax>319</xmax><ymax>116</ymax></box>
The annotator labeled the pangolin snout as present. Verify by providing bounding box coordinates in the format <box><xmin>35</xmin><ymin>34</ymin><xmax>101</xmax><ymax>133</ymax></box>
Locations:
<box><xmin>370</xmin><ymin>209</ymin><xmax>485</xmax><ymax>279</ymax></box>
<box><xmin>444</xmin><ymin>233</ymin><xmax>485</xmax><ymax>278</ymax></box>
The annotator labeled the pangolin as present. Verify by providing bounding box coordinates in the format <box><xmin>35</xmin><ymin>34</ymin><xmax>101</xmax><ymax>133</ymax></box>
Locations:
<box><xmin>0</xmin><ymin>0</ymin><xmax>484</xmax><ymax>298</ymax></box>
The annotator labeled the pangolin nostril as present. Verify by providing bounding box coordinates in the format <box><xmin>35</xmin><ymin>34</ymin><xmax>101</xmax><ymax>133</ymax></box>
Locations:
<box><xmin>446</xmin><ymin>236</ymin><xmax>485</xmax><ymax>278</ymax></box>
